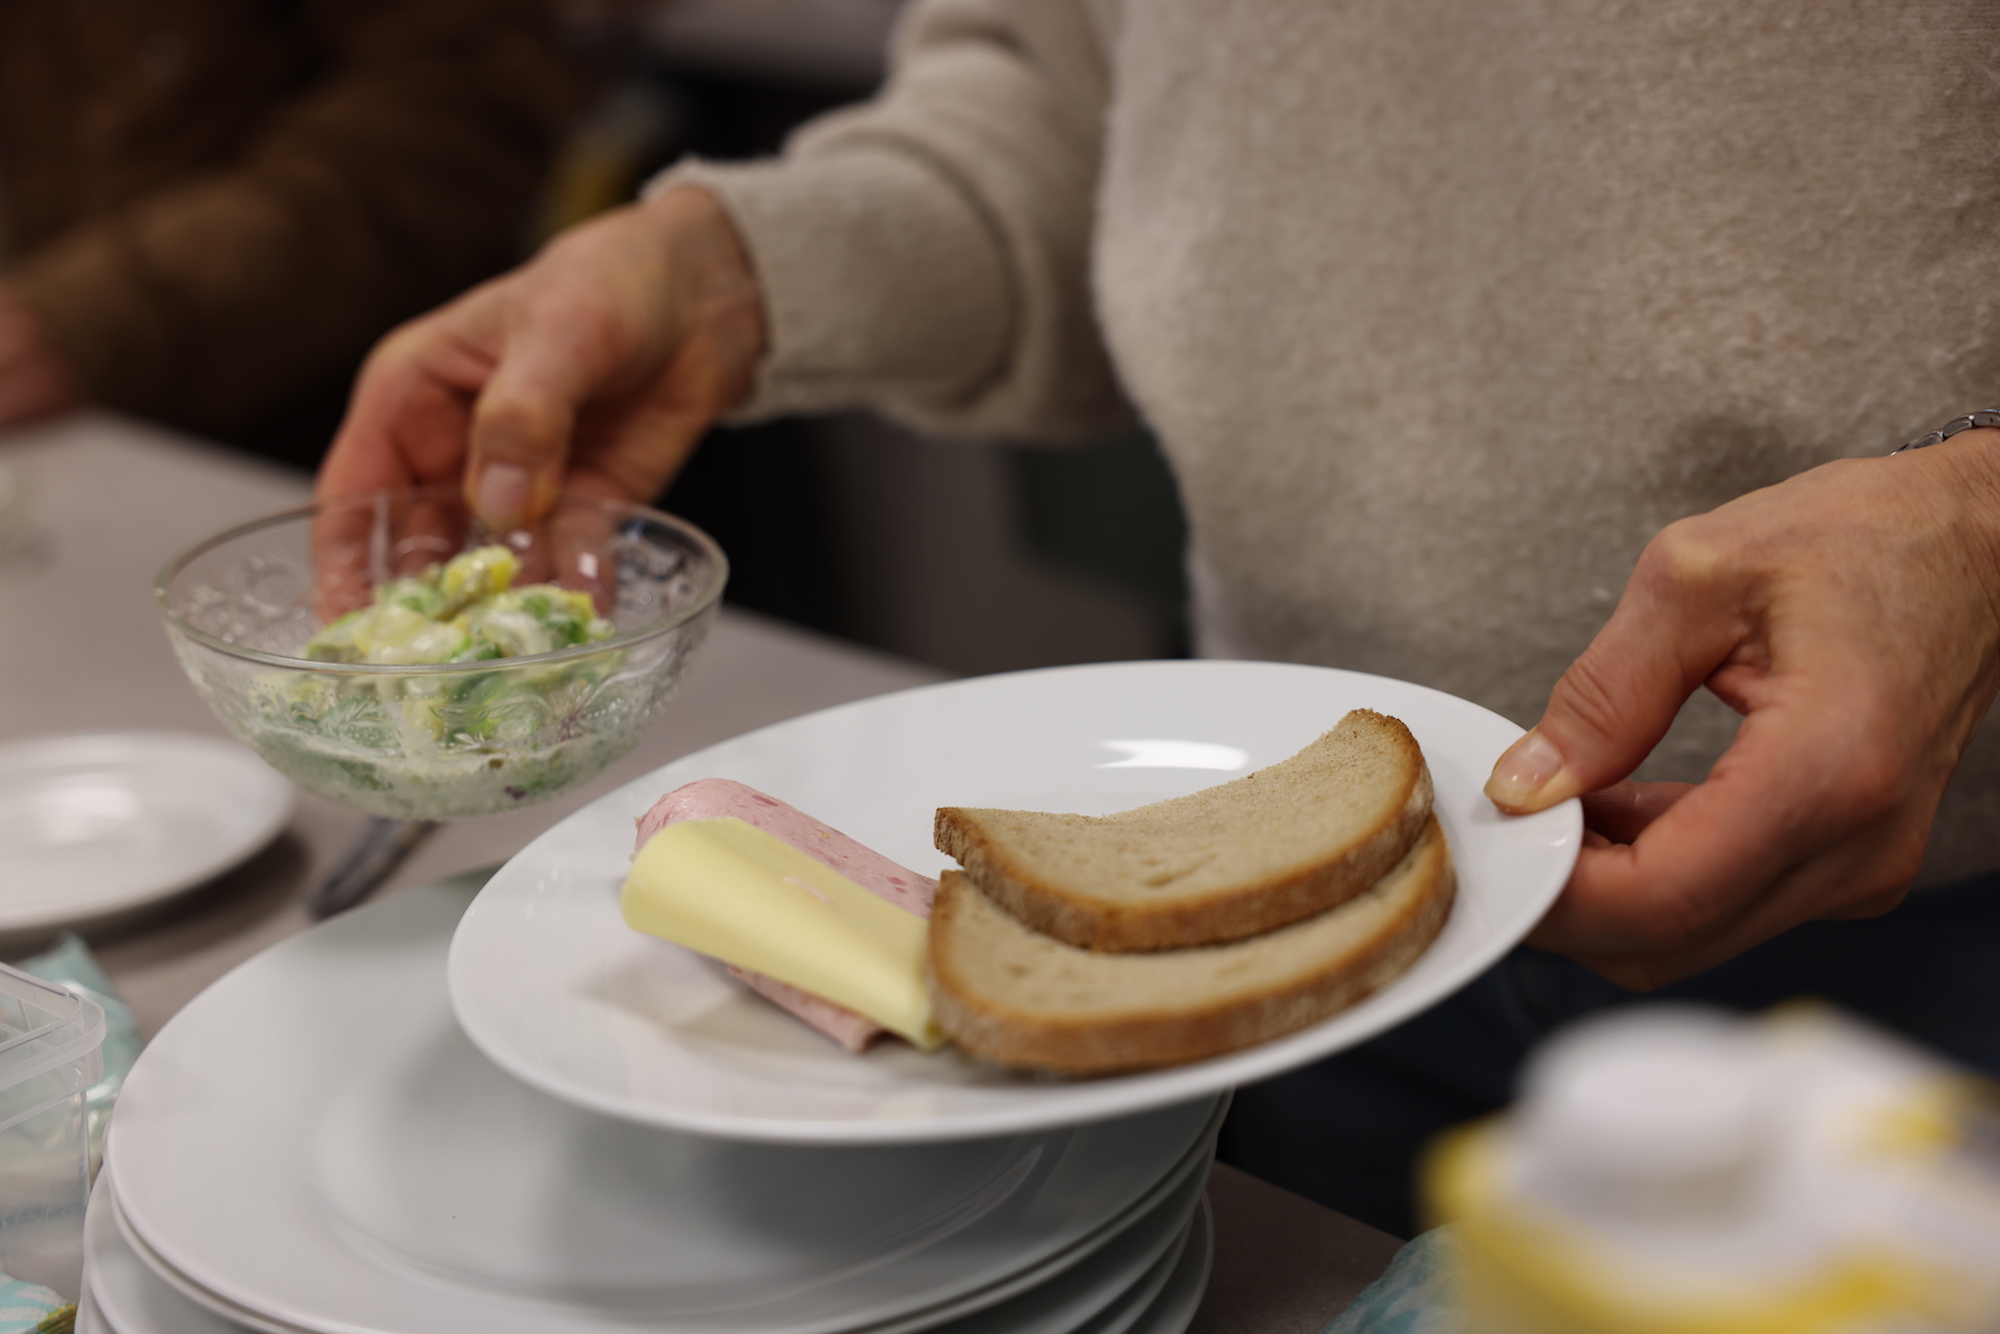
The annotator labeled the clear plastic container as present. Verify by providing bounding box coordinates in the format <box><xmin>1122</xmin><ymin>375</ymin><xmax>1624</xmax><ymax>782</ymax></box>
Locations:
<box><xmin>0</xmin><ymin>961</ymin><xmax>105</xmax><ymax>1300</ymax></box>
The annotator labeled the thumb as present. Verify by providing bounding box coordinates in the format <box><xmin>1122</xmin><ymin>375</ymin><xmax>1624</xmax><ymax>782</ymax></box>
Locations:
<box><xmin>465</xmin><ymin>336</ymin><xmax>587</xmax><ymax>527</ymax></box>
<box><xmin>1485</xmin><ymin>542</ymin><xmax>1748</xmax><ymax>813</ymax></box>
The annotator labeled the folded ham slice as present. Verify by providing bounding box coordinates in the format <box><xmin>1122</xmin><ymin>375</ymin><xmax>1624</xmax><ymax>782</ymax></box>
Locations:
<box><xmin>632</xmin><ymin>779</ymin><xmax>936</xmax><ymax>1052</ymax></box>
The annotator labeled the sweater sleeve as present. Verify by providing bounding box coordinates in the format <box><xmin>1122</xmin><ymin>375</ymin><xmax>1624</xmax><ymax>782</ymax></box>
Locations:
<box><xmin>657</xmin><ymin>0</ymin><xmax>1135</xmax><ymax>441</ymax></box>
<box><xmin>4</xmin><ymin>0</ymin><xmax>573</xmax><ymax>436</ymax></box>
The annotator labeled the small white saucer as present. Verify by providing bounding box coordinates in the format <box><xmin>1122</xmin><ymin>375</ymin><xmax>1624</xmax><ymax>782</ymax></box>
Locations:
<box><xmin>0</xmin><ymin>732</ymin><xmax>291</xmax><ymax>935</ymax></box>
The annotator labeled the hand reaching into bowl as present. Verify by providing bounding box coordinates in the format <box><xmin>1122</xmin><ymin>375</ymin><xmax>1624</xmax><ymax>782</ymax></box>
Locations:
<box><xmin>316</xmin><ymin>186</ymin><xmax>765</xmax><ymax>527</ymax></box>
<box><xmin>1486</xmin><ymin>433</ymin><xmax>2000</xmax><ymax>989</ymax></box>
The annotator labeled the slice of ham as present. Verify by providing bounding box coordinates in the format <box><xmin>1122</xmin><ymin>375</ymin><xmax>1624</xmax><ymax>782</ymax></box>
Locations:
<box><xmin>633</xmin><ymin>779</ymin><xmax>937</xmax><ymax>1052</ymax></box>
<box><xmin>723</xmin><ymin>969</ymin><xmax>885</xmax><ymax>1054</ymax></box>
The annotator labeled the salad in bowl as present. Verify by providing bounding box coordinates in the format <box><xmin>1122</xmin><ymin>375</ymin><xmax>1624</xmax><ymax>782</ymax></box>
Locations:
<box><xmin>156</xmin><ymin>489</ymin><xmax>726</xmax><ymax>819</ymax></box>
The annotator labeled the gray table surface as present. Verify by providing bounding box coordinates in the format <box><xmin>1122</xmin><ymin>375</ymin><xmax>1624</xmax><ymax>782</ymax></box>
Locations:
<box><xmin>0</xmin><ymin>409</ymin><xmax>1401</xmax><ymax>1331</ymax></box>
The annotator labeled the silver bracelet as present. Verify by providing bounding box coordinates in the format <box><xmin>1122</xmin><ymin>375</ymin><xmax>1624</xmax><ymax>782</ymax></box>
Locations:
<box><xmin>1891</xmin><ymin>408</ymin><xmax>2000</xmax><ymax>455</ymax></box>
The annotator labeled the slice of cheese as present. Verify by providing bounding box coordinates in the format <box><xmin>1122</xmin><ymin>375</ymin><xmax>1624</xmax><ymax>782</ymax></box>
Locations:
<box><xmin>622</xmin><ymin>817</ymin><xmax>942</xmax><ymax>1048</ymax></box>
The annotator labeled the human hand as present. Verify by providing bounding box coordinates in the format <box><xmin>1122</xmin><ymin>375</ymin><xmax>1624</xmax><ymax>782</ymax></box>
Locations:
<box><xmin>0</xmin><ymin>286</ymin><xmax>82</xmax><ymax>427</ymax></box>
<box><xmin>1483</xmin><ymin>434</ymin><xmax>2000</xmax><ymax>989</ymax></box>
<box><xmin>316</xmin><ymin>184</ymin><xmax>765</xmax><ymax>525</ymax></box>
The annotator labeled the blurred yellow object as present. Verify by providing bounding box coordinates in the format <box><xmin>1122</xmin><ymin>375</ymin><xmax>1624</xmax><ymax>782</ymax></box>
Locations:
<box><xmin>1423</xmin><ymin>1006</ymin><xmax>2000</xmax><ymax>1334</ymax></box>
<box><xmin>534</xmin><ymin>82</ymin><xmax>681</xmax><ymax>241</ymax></box>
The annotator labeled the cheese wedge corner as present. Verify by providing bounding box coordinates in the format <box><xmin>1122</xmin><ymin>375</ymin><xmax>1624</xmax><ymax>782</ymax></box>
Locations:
<box><xmin>621</xmin><ymin>817</ymin><xmax>942</xmax><ymax>1049</ymax></box>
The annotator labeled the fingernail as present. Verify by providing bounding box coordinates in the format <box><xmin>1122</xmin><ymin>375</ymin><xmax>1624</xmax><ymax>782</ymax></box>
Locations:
<box><xmin>1485</xmin><ymin>730</ymin><xmax>1566</xmax><ymax>809</ymax></box>
<box><xmin>474</xmin><ymin>463</ymin><xmax>532</xmax><ymax>524</ymax></box>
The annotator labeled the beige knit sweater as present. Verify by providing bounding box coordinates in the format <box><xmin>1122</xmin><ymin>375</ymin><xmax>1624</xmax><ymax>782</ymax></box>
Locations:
<box><xmin>669</xmin><ymin>0</ymin><xmax>2000</xmax><ymax>884</ymax></box>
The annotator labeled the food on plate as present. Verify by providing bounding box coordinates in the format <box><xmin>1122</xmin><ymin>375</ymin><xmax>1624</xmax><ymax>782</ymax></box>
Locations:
<box><xmin>926</xmin><ymin>710</ymin><xmax>1454</xmax><ymax>1073</ymax></box>
<box><xmin>239</xmin><ymin>546</ymin><xmax>629</xmax><ymax>816</ymax></box>
<box><xmin>623</xmin><ymin>780</ymin><xmax>942</xmax><ymax>1050</ymax></box>
<box><xmin>620</xmin><ymin>714</ymin><xmax>1452</xmax><ymax>1074</ymax></box>
<box><xmin>935</xmin><ymin>709</ymin><xmax>1432</xmax><ymax>951</ymax></box>
<box><xmin>636</xmin><ymin>779</ymin><xmax>935</xmax><ymax>915</ymax></box>
<box><xmin>929</xmin><ymin>816</ymin><xmax>1454</xmax><ymax>1074</ymax></box>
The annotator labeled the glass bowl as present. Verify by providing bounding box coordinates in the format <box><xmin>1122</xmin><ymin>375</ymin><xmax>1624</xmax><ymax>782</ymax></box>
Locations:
<box><xmin>156</xmin><ymin>490</ymin><xmax>726</xmax><ymax>819</ymax></box>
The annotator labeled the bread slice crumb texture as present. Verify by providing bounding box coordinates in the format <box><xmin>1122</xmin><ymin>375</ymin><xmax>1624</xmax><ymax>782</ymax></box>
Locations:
<box><xmin>934</xmin><ymin>710</ymin><xmax>1432</xmax><ymax>951</ymax></box>
<box><xmin>928</xmin><ymin>816</ymin><xmax>1455</xmax><ymax>1075</ymax></box>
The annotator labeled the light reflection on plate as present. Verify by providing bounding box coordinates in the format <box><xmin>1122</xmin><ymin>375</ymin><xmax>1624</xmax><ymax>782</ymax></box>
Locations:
<box><xmin>1093</xmin><ymin>740</ymin><xmax>1249</xmax><ymax>771</ymax></box>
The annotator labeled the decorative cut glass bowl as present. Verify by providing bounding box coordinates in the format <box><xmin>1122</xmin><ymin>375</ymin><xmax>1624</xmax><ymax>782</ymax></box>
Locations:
<box><xmin>156</xmin><ymin>490</ymin><xmax>726</xmax><ymax>819</ymax></box>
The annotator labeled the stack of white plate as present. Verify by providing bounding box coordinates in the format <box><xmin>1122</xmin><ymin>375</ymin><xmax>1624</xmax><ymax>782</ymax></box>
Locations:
<box><xmin>90</xmin><ymin>663</ymin><xmax>1577</xmax><ymax>1334</ymax></box>
<box><xmin>91</xmin><ymin>883</ymin><xmax>1220</xmax><ymax>1334</ymax></box>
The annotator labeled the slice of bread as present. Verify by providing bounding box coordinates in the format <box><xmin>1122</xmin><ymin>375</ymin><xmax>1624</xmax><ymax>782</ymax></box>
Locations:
<box><xmin>934</xmin><ymin>710</ymin><xmax>1432</xmax><ymax>951</ymax></box>
<box><xmin>928</xmin><ymin>816</ymin><xmax>1455</xmax><ymax>1074</ymax></box>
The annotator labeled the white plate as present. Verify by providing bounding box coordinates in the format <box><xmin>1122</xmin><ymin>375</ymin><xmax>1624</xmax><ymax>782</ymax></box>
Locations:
<box><xmin>87</xmin><ymin>1174</ymin><xmax>245</xmax><ymax>1334</ymax></box>
<box><xmin>79</xmin><ymin>1284</ymin><xmax>115</xmax><ymax>1334</ymax></box>
<box><xmin>79</xmin><ymin>1288</ymin><xmax>110</xmax><ymax>1334</ymax></box>
<box><xmin>96</xmin><ymin>1157</ymin><xmax>1209</xmax><ymax>1334</ymax></box>
<box><xmin>113</xmin><ymin>1098</ymin><xmax>1221</xmax><ymax>1334</ymax></box>
<box><xmin>87</xmin><ymin>1167</ymin><xmax>1213</xmax><ymax>1334</ymax></box>
<box><xmin>0</xmin><ymin>732</ymin><xmax>291</xmax><ymax>934</ymax></box>
<box><xmin>449</xmin><ymin>661</ymin><xmax>1581</xmax><ymax>1142</ymax></box>
<box><xmin>1097</xmin><ymin>1199</ymin><xmax>1212</xmax><ymax>1334</ymax></box>
<box><xmin>1027</xmin><ymin>1211</ymin><xmax>1186</xmax><ymax>1334</ymax></box>
<box><xmin>107</xmin><ymin>880</ymin><xmax>1223</xmax><ymax>1334</ymax></box>
<box><xmin>909</xmin><ymin>1142</ymin><xmax>1207</xmax><ymax>1334</ymax></box>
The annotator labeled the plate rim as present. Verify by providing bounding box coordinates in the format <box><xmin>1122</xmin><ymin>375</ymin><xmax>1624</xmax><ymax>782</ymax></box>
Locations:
<box><xmin>841</xmin><ymin>1108</ymin><xmax>1221</xmax><ymax>1334</ymax></box>
<box><xmin>449</xmin><ymin>659</ymin><xmax>1581</xmax><ymax>1143</ymax></box>
<box><xmin>0</xmin><ymin>729</ymin><xmax>293</xmax><ymax>932</ymax></box>
<box><xmin>99</xmin><ymin>1173</ymin><xmax>318</xmax><ymax>1334</ymax></box>
<box><xmin>1114</xmin><ymin>1195</ymin><xmax>1213</xmax><ymax>1334</ymax></box>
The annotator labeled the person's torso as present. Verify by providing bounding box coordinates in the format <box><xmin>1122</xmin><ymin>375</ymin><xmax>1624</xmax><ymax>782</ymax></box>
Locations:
<box><xmin>1085</xmin><ymin>0</ymin><xmax>2000</xmax><ymax>879</ymax></box>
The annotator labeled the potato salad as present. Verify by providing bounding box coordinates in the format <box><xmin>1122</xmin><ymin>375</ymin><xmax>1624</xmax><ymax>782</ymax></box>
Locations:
<box><xmin>248</xmin><ymin>547</ymin><xmax>630</xmax><ymax>818</ymax></box>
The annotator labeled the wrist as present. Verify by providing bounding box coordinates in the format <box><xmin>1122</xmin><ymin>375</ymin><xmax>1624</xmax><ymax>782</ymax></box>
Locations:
<box><xmin>1920</xmin><ymin>427</ymin><xmax>2000</xmax><ymax>609</ymax></box>
<box><xmin>639</xmin><ymin>185</ymin><xmax>767</xmax><ymax>412</ymax></box>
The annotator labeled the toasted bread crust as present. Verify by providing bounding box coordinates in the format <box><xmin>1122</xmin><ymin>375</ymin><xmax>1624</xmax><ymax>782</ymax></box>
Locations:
<box><xmin>935</xmin><ymin>711</ymin><xmax>1432</xmax><ymax>952</ymax></box>
<box><xmin>928</xmin><ymin>817</ymin><xmax>1456</xmax><ymax>1075</ymax></box>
